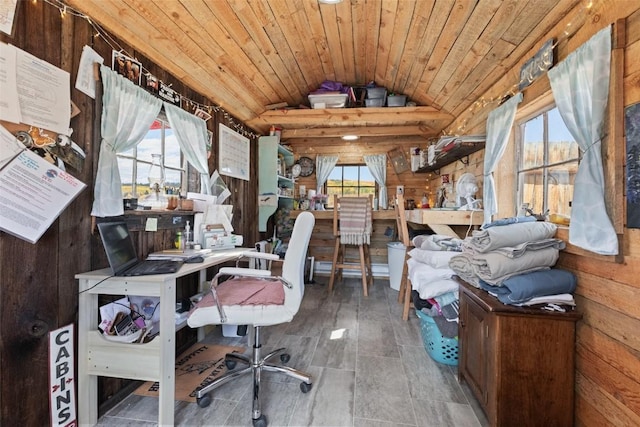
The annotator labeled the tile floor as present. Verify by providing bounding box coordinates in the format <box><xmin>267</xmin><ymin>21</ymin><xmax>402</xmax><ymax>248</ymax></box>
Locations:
<box><xmin>97</xmin><ymin>276</ymin><xmax>489</xmax><ymax>427</ymax></box>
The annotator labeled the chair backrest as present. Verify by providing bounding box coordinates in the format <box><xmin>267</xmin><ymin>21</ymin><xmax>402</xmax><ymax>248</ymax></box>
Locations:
<box><xmin>395</xmin><ymin>193</ymin><xmax>411</xmax><ymax>247</ymax></box>
<box><xmin>282</xmin><ymin>211</ymin><xmax>315</xmax><ymax>304</ymax></box>
<box><xmin>332</xmin><ymin>194</ymin><xmax>372</xmax><ymax>243</ymax></box>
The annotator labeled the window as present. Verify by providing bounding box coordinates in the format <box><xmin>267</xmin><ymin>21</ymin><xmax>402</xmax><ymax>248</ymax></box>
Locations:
<box><xmin>325</xmin><ymin>165</ymin><xmax>376</xmax><ymax>207</ymax></box>
<box><xmin>117</xmin><ymin>118</ymin><xmax>184</xmax><ymax>199</ymax></box>
<box><xmin>517</xmin><ymin>106</ymin><xmax>579</xmax><ymax>218</ymax></box>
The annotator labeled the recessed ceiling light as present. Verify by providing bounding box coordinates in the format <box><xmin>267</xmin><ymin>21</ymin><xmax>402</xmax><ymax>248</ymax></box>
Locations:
<box><xmin>319</xmin><ymin>0</ymin><xmax>343</xmax><ymax>4</ymax></box>
<box><xmin>341</xmin><ymin>135</ymin><xmax>359</xmax><ymax>141</ymax></box>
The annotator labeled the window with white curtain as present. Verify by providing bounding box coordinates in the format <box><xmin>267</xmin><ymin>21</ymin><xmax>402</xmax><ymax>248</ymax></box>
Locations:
<box><xmin>117</xmin><ymin>117</ymin><xmax>185</xmax><ymax>199</ymax></box>
<box><xmin>325</xmin><ymin>164</ymin><xmax>376</xmax><ymax>207</ymax></box>
<box><xmin>516</xmin><ymin>106</ymin><xmax>580</xmax><ymax>218</ymax></box>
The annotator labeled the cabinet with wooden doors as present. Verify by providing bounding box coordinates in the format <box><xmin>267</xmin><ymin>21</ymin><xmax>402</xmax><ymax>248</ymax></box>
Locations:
<box><xmin>457</xmin><ymin>278</ymin><xmax>582</xmax><ymax>426</ymax></box>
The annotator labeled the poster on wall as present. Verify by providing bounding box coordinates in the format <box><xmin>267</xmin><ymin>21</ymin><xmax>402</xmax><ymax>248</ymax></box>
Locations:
<box><xmin>218</xmin><ymin>123</ymin><xmax>250</xmax><ymax>181</ymax></box>
<box><xmin>0</xmin><ymin>42</ymin><xmax>71</xmax><ymax>135</ymax></box>
<box><xmin>0</xmin><ymin>148</ymin><xmax>86</xmax><ymax>243</ymax></box>
<box><xmin>625</xmin><ymin>102</ymin><xmax>640</xmax><ymax>228</ymax></box>
<box><xmin>111</xmin><ymin>50</ymin><xmax>142</xmax><ymax>86</ymax></box>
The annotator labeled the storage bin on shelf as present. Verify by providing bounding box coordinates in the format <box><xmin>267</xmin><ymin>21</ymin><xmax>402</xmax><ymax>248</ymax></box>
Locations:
<box><xmin>308</xmin><ymin>93</ymin><xmax>348</xmax><ymax>109</ymax></box>
<box><xmin>366</xmin><ymin>87</ymin><xmax>387</xmax><ymax>99</ymax></box>
<box><xmin>365</xmin><ymin>98</ymin><xmax>385</xmax><ymax>107</ymax></box>
<box><xmin>387</xmin><ymin>94</ymin><xmax>407</xmax><ymax>107</ymax></box>
<box><xmin>415</xmin><ymin>309</ymin><xmax>459</xmax><ymax>366</ymax></box>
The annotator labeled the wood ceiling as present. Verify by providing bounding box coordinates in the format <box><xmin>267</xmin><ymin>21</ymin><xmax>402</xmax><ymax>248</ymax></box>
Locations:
<box><xmin>65</xmin><ymin>0</ymin><xmax>581</xmax><ymax>142</ymax></box>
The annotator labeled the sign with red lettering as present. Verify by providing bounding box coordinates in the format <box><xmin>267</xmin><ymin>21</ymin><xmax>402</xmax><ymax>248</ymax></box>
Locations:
<box><xmin>49</xmin><ymin>324</ymin><xmax>77</xmax><ymax>427</ymax></box>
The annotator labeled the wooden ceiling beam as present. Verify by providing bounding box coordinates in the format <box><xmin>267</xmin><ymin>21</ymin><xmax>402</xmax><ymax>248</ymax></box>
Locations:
<box><xmin>248</xmin><ymin>106</ymin><xmax>454</xmax><ymax>128</ymax></box>
<box><xmin>281</xmin><ymin>125</ymin><xmax>435</xmax><ymax>138</ymax></box>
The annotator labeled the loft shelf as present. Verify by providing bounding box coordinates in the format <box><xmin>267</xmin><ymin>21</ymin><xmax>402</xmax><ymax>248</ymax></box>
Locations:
<box><xmin>416</xmin><ymin>141</ymin><xmax>485</xmax><ymax>173</ymax></box>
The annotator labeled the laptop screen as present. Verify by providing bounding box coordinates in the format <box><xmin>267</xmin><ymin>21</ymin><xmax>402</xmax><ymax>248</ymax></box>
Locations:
<box><xmin>97</xmin><ymin>221</ymin><xmax>139</xmax><ymax>275</ymax></box>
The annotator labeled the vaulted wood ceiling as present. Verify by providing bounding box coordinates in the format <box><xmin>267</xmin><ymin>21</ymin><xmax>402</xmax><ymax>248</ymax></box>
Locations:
<box><xmin>65</xmin><ymin>0</ymin><xmax>580</xmax><ymax>142</ymax></box>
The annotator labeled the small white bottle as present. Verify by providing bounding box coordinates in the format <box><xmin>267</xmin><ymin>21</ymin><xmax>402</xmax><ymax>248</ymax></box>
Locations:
<box><xmin>184</xmin><ymin>221</ymin><xmax>192</xmax><ymax>249</ymax></box>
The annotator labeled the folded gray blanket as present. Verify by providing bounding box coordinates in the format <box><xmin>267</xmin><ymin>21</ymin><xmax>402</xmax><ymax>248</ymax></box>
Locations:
<box><xmin>479</xmin><ymin>269</ymin><xmax>576</xmax><ymax>305</ymax></box>
<box><xmin>448</xmin><ymin>252</ymin><xmax>480</xmax><ymax>288</ymax></box>
<box><xmin>470</xmin><ymin>246</ymin><xmax>559</xmax><ymax>286</ymax></box>
<box><xmin>467</xmin><ymin>221</ymin><xmax>557</xmax><ymax>253</ymax></box>
<box><xmin>467</xmin><ymin>238</ymin><xmax>565</xmax><ymax>259</ymax></box>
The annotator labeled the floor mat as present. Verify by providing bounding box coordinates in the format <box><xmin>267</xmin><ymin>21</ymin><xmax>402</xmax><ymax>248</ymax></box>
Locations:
<box><xmin>134</xmin><ymin>343</ymin><xmax>245</xmax><ymax>402</ymax></box>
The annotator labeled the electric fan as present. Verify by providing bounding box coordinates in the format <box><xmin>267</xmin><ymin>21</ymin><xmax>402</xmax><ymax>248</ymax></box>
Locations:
<box><xmin>456</xmin><ymin>173</ymin><xmax>480</xmax><ymax>210</ymax></box>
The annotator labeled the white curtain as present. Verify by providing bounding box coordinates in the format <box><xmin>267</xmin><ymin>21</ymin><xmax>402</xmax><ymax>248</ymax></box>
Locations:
<box><xmin>483</xmin><ymin>92</ymin><xmax>523</xmax><ymax>224</ymax></box>
<box><xmin>364</xmin><ymin>154</ymin><xmax>387</xmax><ymax>209</ymax></box>
<box><xmin>163</xmin><ymin>102</ymin><xmax>211</xmax><ymax>195</ymax></box>
<box><xmin>91</xmin><ymin>65</ymin><xmax>162</xmax><ymax>217</ymax></box>
<box><xmin>548</xmin><ymin>27</ymin><xmax>617</xmax><ymax>255</ymax></box>
<box><xmin>315</xmin><ymin>155</ymin><xmax>339</xmax><ymax>193</ymax></box>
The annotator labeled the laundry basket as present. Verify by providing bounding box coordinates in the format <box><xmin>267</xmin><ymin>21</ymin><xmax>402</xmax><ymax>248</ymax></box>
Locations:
<box><xmin>415</xmin><ymin>309</ymin><xmax>459</xmax><ymax>366</ymax></box>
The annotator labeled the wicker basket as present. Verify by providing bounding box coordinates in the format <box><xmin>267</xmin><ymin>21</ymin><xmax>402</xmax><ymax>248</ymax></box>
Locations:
<box><xmin>415</xmin><ymin>309</ymin><xmax>459</xmax><ymax>366</ymax></box>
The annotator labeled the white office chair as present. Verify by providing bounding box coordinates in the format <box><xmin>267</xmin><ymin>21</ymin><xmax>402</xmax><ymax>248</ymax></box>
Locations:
<box><xmin>187</xmin><ymin>212</ymin><xmax>315</xmax><ymax>427</ymax></box>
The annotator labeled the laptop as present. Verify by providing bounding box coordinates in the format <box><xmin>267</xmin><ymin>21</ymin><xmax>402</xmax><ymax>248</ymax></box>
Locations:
<box><xmin>97</xmin><ymin>221</ymin><xmax>184</xmax><ymax>276</ymax></box>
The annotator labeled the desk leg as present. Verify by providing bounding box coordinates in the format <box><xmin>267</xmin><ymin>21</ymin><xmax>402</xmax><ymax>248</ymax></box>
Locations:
<box><xmin>78</xmin><ymin>281</ymin><xmax>98</xmax><ymax>426</ymax></box>
<box><xmin>158</xmin><ymin>281</ymin><xmax>176</xmax><ymax>426</ymax></box>
<box><xmin>197</xmin><ymin>268</ymin><xmax>208</xmax><ymax>341</ymax></box>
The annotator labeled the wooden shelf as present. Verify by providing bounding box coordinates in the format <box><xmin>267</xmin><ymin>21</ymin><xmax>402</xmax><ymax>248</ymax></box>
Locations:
<box><xmin>416</xmin><ymin>141</ymin><xmax>485</xmax><ymax>173</ymax></box>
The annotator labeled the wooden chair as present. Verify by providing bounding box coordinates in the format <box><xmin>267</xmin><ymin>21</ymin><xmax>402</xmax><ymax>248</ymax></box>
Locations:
<box><xmin>328</xmin><ymin>194</ymin><xmax>373</xmax><ymax>296</ymax></box>
<box><xmin>395</xmin><ymin>194</ymin><xmax>414</xmax><ymax>320</ymax></box>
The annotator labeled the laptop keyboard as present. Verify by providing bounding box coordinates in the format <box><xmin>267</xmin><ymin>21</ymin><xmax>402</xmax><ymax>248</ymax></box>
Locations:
<box><xmin>124</xmin><ymin>260</ymin><xmax>182</xmax><ymax>276</ymax></box>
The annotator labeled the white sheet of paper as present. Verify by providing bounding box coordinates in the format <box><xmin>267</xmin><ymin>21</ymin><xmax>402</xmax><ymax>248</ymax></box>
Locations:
<box><xmin>0</xmin><ymin>43</ymin><xmax>22</xmax><ymax>124</ymax></box>
<box><xmin>0</xmin><ymin>0</ymin><xmax>18</xmax><ymax>36</ymax></box>
<box><xmin>0</xmin><ymin>123</ymin><xmax>23</xmax><ymax>169</ymax></box>
<box><xmin>145</xmin><ymin>217</ymin><xmax>158</xmax><ymax>232</ymax></box>
<box><xmin>0</xmin><ymin>149</ymin><xmax>86</xmax><ymax>243</ymax></box>
<box><xmin>75</xmin><ymin>45</ymin><xmax>104</xmax><ymax>99</ymax></box>
<box><xmin>15</xmin><ymin>46</ymin><xmax>71</xmax><ymax>135</ymax></box>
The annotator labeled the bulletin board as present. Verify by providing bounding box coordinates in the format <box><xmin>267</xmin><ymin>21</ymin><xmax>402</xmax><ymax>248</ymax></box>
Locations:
<box><xmin>218</xmin><ymin>123</ymin><xmax>250</xmax><ymax>181</ymax></box>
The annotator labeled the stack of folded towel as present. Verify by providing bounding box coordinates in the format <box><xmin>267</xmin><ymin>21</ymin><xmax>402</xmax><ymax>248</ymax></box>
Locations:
<box><xmin>448</xmin><ymin>219</ymin><xmax>576</xmax><ymax>310</ymax></box>
<box><xmin>407</xmin><ymin>234</ymin><xmax>464</xmax><ymax>338</ymax></box>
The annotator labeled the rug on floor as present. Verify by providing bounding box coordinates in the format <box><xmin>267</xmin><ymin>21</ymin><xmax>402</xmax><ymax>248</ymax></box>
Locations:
<box><xmin>134</xmin><ymin>343</ymin><xmax>245</xmax><ymax>402</ymax></box>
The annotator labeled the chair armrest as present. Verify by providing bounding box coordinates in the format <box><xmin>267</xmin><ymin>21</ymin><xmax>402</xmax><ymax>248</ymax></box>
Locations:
<box><xmin>238</xmin><ymin>251</ymin><xmax>281</xmax><ymax>262</ymax></box>
<box><xmin>219</xmin><ymin>267</ymin><xmax>273</xmax><ymax>278</ymax></box>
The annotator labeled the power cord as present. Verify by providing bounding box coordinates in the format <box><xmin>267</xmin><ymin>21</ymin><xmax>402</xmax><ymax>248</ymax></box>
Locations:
<box><xmin>78</xmin><ymin>275</ymin><xmax>114</xmax><ymax>294</ymax></box>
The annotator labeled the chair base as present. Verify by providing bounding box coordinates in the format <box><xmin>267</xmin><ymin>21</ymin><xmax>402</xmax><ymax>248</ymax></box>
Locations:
<box><xmin>195</xmin><ymin>326</ymin><xmax>312</xmax><ymax>425</ymax></box>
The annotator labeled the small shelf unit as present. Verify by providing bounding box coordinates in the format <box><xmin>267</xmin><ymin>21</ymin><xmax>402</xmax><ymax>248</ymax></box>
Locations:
<box><xmin>416</xmin><ymin>140</ymin><xmax>485</xmax><ymax>173</ymax></box>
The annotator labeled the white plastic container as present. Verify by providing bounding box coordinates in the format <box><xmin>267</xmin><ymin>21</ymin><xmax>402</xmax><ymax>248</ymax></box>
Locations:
<box><xmin>308</xmin><ymin>93</ymin><xmax>348</xmax><ymax>109</ymax></box>
<box><xmin>387</xmin><ymin>242</ymin><xmax>406</xmax><ymax>290</ymax></box>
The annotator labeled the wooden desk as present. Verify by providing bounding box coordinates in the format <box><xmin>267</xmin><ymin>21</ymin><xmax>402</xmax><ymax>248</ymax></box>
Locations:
<box><xmin>404</xmin><ymin>208</ymin><xmax>483</xmax><ymax>238</ymax></box>
<box><xmin>75</xmin><ymin>248</ymin><xmax>247</xmax><ymax>426</ymax></box>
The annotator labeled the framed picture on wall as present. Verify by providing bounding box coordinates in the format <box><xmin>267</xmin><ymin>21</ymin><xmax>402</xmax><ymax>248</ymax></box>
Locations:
<box><xmin>218</xmin><ymin>124</ymin><xmax>250</xmax><ymax>181</ymax></box>
<box><xmin>111</xmin><ymin>51</ymin><xmax>142</xmax><ymax>85</ymax></box>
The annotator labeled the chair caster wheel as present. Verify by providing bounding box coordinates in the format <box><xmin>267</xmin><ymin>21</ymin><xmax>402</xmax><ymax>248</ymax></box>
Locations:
<box><xmin>300</xmin><ymin>381</ymin><xmax>313</xmax><ymax>393</ymax></box>
<box><xmin>252</xmin><ymin>414</ymin><xmax>267</xmax><ymax>427</ymax></box>
<box><xmin>196</xmin><ymin>395</ymin><xmax>212</xmax><ymax>408</ymax></box>
<box><xmin>280</xmin><ymin>353</ymin><xmax>291</xmax><ymax>363</ymax></box>
<box><xmin>225</xmin><ymin>359</ymin><xmax>237</xmax><ymax>370</ymax></box>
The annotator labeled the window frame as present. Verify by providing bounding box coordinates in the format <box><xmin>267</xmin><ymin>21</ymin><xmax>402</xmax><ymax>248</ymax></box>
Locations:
<box><xmin>324</xmin><ymin>163</ymin><xmax>377</xmax><ymax>205</ymax></box>
<box><xmin>116</xmin><ymin>115</ymin><xmax>186</xmax><ymax>199</ymax></box>
<box><xmin>515</xmin><ymin>103</ymin><xmax>581</xmax><ymax>219</ymax></box>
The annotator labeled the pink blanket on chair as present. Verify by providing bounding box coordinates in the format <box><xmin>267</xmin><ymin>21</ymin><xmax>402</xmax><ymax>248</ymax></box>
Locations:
<box><xmin>196</xmin><ymin>278</ymin><xmax>285</xmax><ymax>307</ymax></box>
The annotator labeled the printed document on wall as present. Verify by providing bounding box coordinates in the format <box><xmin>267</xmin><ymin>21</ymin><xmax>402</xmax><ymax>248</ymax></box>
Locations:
<box><xmin>0</xmin><ymin>149</ymin><xmax>86</xmax><ymax>243</ymax></box>
<box><xmin>0</xmin><ymin>42</ymin><xmax>21</xmax><ymax>124</ymax></box>
<box><xmin>15</xmin><ymin>45</ymin><xmax>71</xmax><ymax>135</ymax></box>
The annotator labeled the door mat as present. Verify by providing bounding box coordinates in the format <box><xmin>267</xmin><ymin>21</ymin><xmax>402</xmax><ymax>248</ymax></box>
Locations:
<box><xmin>134</xmin><ymin>343</ymin><xmax>245</xmax><ymax>402</ymax></box>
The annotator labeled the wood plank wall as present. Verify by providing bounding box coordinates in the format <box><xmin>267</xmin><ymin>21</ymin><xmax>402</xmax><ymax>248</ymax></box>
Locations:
<box><xmin>290</xmin><ymin>2</ymin><xmax>640</xmax><ymax>424</ymax></box>
<box><xmin>0</xmin><ymin>2</ymin><xmax>260</xmax><ymax>424</ymax></box>
<box><xmin>460</xmin><ymin>3</ymin><xmax>640</xmax><ymax>425</ymax></box>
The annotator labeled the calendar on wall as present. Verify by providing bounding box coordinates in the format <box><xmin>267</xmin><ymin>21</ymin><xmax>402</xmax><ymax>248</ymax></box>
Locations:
<box><xmin>218</xmin><ymin>123</ymin><xmax>250</xmax><ymax>181</ymax></box>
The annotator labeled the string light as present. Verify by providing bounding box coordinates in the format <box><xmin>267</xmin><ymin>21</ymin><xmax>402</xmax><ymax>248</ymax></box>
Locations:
<box><xmin>443</xmin><ymin>0</ymin><xmax>600</xmax><ymax>137</ymax></box>
<box><xmin>39</xmin><ymin>0</ymin><xmax>260</xmax><ymax>139</ymax></box>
